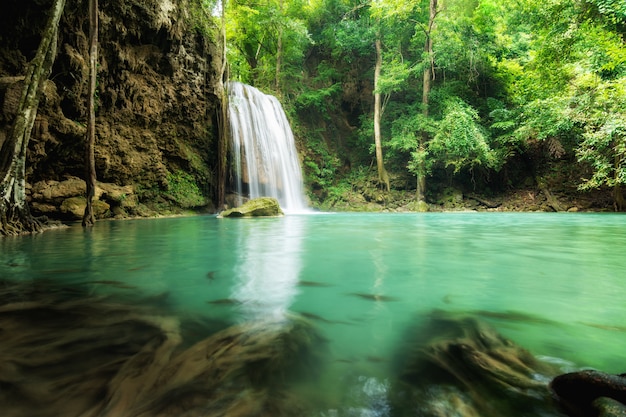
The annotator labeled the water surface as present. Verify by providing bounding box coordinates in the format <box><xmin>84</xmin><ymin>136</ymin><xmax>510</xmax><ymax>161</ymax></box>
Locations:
<box><xmin>1</xmin><ymin>212</ymin><xmax>625</xmax><ymax>415</ymax></box>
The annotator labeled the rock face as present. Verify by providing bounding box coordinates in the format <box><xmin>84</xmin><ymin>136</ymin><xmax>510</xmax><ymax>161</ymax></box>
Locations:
<box><xmin>0</xmin><ymin>0</ymin><xmax>223</xmax><ymax>219</ymax></box>
<box><xmin>219</xmin><ymin>197</ymin><xmax>284</xmax><ymax>218</ymax></box>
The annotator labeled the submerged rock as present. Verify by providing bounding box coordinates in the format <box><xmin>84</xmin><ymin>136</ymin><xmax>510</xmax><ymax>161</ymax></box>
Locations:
<box><xmin>392</xmin><ymin>310</ymin><xmax>561</xmax><ymax>417</ymax></box>
<box><xmin>0</xmin><ymin>279</ymin><xmax>325</xmax><ymax>417</ymax></box>
<box><xmin>550</xmin><ymin>370</ymin><xmax>626</xmax><ymax>417</ymax></box>
<box><xmin>218</xmin><ymin>197</ymin><xmax>284</xmax><ymax>218</ymax></box>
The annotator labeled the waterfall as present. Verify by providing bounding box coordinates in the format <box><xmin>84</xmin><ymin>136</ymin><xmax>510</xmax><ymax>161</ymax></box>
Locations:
<box><xmin>227</xmin><ymin>82</ymin><xmax>308</xmax><ymax>212</ymax></box>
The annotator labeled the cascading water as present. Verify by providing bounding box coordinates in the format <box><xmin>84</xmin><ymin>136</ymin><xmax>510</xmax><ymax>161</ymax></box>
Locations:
<box><xmin>227</xmin><ymin>82</ymin><xmax>308</xmax><ymax>212</ymax></box>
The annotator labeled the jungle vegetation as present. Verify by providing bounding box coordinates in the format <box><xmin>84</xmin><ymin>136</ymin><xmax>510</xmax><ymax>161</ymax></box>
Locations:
<box><xmin>222</xmin><ymin>0</ymin><xmax>626</xmax><ymax>211</ymax></box>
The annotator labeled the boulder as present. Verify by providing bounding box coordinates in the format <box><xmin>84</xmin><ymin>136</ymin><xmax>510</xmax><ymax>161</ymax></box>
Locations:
<box><xmin>60</xmin><ymin>197</ymin><xmax>110</xmax><ymax>219</ymax></box>
<box><xmin>218</xmin><ymin>197</ymin><xmax>284</xmax><ymax>218</ymax></box>
<box><xmin>31</xmin><ymin>177</ymin><xmax>86</xmax><ymax>201</ymax></box>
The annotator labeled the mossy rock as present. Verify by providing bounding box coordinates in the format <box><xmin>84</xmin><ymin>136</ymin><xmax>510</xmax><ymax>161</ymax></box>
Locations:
<box><xmin>60</xmin><ymin>197</ymin><xmax>110</xmax><ymax>219</ymax></box>
<box><xmin>218</xmin><ymin>197</ymin><xmax>284</xmax><ymax>218</ymax></box>
<box><xmin>405</xmin><ymin>200</ymin><xmax>430</xmax><ymax>212</ymax></box>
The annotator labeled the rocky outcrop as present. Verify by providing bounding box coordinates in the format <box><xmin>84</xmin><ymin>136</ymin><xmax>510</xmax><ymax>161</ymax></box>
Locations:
<box><xmin>218</xmin><ymin>197</ymin><xmax>284</xmax><ymax>218</ymax></box>
<box><xmin>29</xmin><ymin>176</ymin><xmax>140</xmax><ymax>219</ymax></box>
<box><xmin>0</xmin><ymin>0</ymin><xmax>223</xmax><ymax>219</ymax></box>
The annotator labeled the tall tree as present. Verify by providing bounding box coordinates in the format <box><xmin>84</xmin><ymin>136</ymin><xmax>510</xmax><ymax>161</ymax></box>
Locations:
<box><xmin>217</xmin><ymin>0</ymin><xmax>229</xmax><ymax>210</ymax></box>
<box><xmin>373</xmin><ymin>33</ymin><xmax>390</xmax><ymax>191</ymax></box>
<box><xmin>83</xmin><ymin>0</ymin><xmax>98</xmax><ymax>227</ymax></box>
<box><xmin>416</xmin><ymin>0</ymin><xmax>438</xmax><ymax>203</ymax></box>
<box><xmin>0</xmin><ymin>0</ymin><xmax>66</xmax><ymax>236</ymax></box>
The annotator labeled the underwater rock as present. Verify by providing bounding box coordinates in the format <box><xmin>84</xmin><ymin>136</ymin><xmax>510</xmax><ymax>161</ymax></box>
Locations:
<box><xmin>0</xmin><ymin>279</ymin><xmax>325</xmax><ymax>417</ymax></box>
<box><xmin>393</xmin><ymin>310</ymin><xmax>561</xmax><ymax>417</ymax></box>
<box><xmin>594</xmin><ymin>397</ymin><xmax>626</xmax><ymax>417</ymax></box>
<box><xmin>218</xmin><ymin>197</ymin><xmax>284</xmax><ymax>218</ymax></box>
<box><xmin>550</xmin><ymin>370</ymin><xmax>626</xmax><ymax>417</ymax></box>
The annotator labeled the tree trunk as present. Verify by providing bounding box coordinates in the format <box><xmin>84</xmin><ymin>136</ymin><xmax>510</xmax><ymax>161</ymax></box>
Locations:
<box><xmin>0</xmin><ymin>0</ymin><xmax>66</xmax><ymax>236</ymax></box>
<box><xmin>613</xmin><ymin>184</ymin><xmax>624</xmax><ymax>212</ymax></box>
<box><xmin>275</xmin><ymin>0</ymin><xmax>284</xmax><ymax>94</ymax></box>
<box><xmin>374</xmin><ymin>36</ymin><xmax>390</xmax><ymax>192</ymax></box>
<box><xmin>216</xmin><ymin>0</ymin><xmax>229</xmax><ymax>211</ymax></box>
<box><xmin>535</xmin><ymin>176</ymin><xmax>563</xmax><ymax>212</ymax></box>
<box><xmin>614</xmin><ymin>149</ymin><xmax>624</xmax><ymax>211</ymax></box>
<box><xmin>416</xmin><ymin>0</ymin><xmax>437</xmax><ymax>202</ymax></box>
<box><xmin>83</xmin><ymin>0</ymin><xmax>98</xmax><ymax>227</ymax></box>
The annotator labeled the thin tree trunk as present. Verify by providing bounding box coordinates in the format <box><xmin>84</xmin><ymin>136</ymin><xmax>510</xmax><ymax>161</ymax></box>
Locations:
<box><xmin>614</xmin><ymin>150</ymin><xmax>624</xmax><ymax>211</ymax></box>
<box><xmin>275</xmin><ymin>0</ymin><xmax>284</xmax><ymax>94</ymax></box>
<box><xmin>0</xmin><ymin>0</ymin><xmax>66</xmax><ymax>236</ymax></box>
<box><xmin>83</xmin><ymin>0</ymin><xmax>98</xmax><ymax>227</ymax></box>
<box><xmin>216</xmin><ymin>0</ymin><xmax>228</xmax><ymax>211</ymax></box>
<box><xmin>416</xmin><ymin>0</ymin><xmax>437</xmax><ymax>203</ymax></box>
<box><xmin>374</xmin><ymin>36</ymin><xmax>390</xmax><ymax>192</ymax></box>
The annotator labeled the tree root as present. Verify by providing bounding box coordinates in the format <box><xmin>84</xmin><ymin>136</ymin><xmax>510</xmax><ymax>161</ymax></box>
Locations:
<box><xmin>0</xmin><ymin>207</ymin><xmax>46</xmax><ymax>236</ymax></box>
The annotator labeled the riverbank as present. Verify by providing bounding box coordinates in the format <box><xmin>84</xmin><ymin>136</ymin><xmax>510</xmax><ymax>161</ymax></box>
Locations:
<box><xmin>314</xmin><ymin>184</ymin><xmax>615</xmax><ymax>213</ymax></box>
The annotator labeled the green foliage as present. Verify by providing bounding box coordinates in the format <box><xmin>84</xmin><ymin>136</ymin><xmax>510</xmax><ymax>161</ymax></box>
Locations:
<box><xmin>166</xmin><ymin>170</ymin><xmax>207</xmax><ymax>208</ymax></box>
<box><xmin>189</xmin><ymin>0</ymin><xmax>219</xmax><ymax>38</ymax></box>
<box><xmin>333</xmin><ymin>18</ymin><xmax>376</xmax><ymax>59</ymax></box>
<box><xmin>574</xmin><ymin>77</ymin><xmax>626</xmax><ymax>190</ymax></box>
<box><xmin>226</xmin><ymin>0</ymin><xmax>312</xmax><ymax>92</ymax></box>
<box><xmin>295</xmin><ymin>70</ymin><xmax>341</xmax><ymax>113</ymax></box>
<box><xmin>514</xmin><ymin>97</ymin><xmax>577</xmax><ymax>144</ymax></box>
<box><xmin>301</xmin><ymin>131</ymin><xmax>341</xmax><ymax>195</ymax></box>
<box><xmin>389</xmin><ymin>112</ymin><xmax>435</xmax><ymax>176</ymax></box>
<box><xmin>578</xmin><ymin>118</ymin><xmax>626</xmax><ymax>189</ymax></box>
<box><xmin>430</xmin><ymin>98</ymin><xmax>497</xmax><ymax>173</ymax></box>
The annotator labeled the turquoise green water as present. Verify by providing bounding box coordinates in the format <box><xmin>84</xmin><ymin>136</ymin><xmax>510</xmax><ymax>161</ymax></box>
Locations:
<box><xmin>1</xmin><ymin>212</ymin><xmax>625</xmax><ymax>415</ymax></box>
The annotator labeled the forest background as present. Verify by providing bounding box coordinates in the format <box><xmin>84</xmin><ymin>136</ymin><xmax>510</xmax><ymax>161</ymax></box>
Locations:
<box><xmin>224</xmin><ymin>0</ymin><xmax>626</xmax><ymax>212</ymax></box>
<box><xmin>0</xmin><ymin>0</ymin><xmax>625</xmax><ymax>231</ymax></box>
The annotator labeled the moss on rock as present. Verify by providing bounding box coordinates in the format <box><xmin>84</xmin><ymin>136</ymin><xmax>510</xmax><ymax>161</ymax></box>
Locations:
<box><xmin>218</xmin><ymin>197</ymin><xmax>284</xmax><ymax>218</ymax></box>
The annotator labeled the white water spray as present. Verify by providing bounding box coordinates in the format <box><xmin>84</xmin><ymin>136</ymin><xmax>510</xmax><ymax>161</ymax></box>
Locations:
<box><xmin>227</xmin><ymin>82</ymin><xmax>308</xmax><ymax>212</ymax></box>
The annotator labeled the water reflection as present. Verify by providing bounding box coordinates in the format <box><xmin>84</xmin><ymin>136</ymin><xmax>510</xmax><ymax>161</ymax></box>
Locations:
<box><xmin>231</xmin><ymin>216</ymin><xmax>305</xmax><ymax>321</ymax></box>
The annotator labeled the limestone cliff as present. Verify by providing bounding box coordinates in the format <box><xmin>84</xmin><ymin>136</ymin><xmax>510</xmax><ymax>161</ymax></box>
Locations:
<box><xmin>0</xmin><ymin>0</ymin><xmax>222</xmax><ymax>219</ymax></box>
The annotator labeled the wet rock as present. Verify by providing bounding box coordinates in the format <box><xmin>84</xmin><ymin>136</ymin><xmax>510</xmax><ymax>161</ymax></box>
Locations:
<box><xmin>218</xmin><ymin>197</ymin><xmax>284</xmax><ymax>218</ymax></box>
<box><xmin>550</xmin><ymin>370</ymin><xmax>626</xmax><ymax>417</ymax></box>
<box><xmin>594</xmin><ymin>397</ymin><xmax>626</xmax><ymax>417</ymax></box>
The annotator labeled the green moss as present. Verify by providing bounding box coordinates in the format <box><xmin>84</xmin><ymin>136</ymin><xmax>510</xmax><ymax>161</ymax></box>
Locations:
<box><xmin>188</xmin><ymin>0</ymin><xmax>219</xmax><ymax>39</ymax></box>
<box><xmin>165</xmin><ymin>170</ymin><xmax>207</xmax><ymax>208</ymax></box>
<box><xmin>219</xmin><ymin>197</ymin><xmax>284</xmax><ymax>218</ymax></box>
